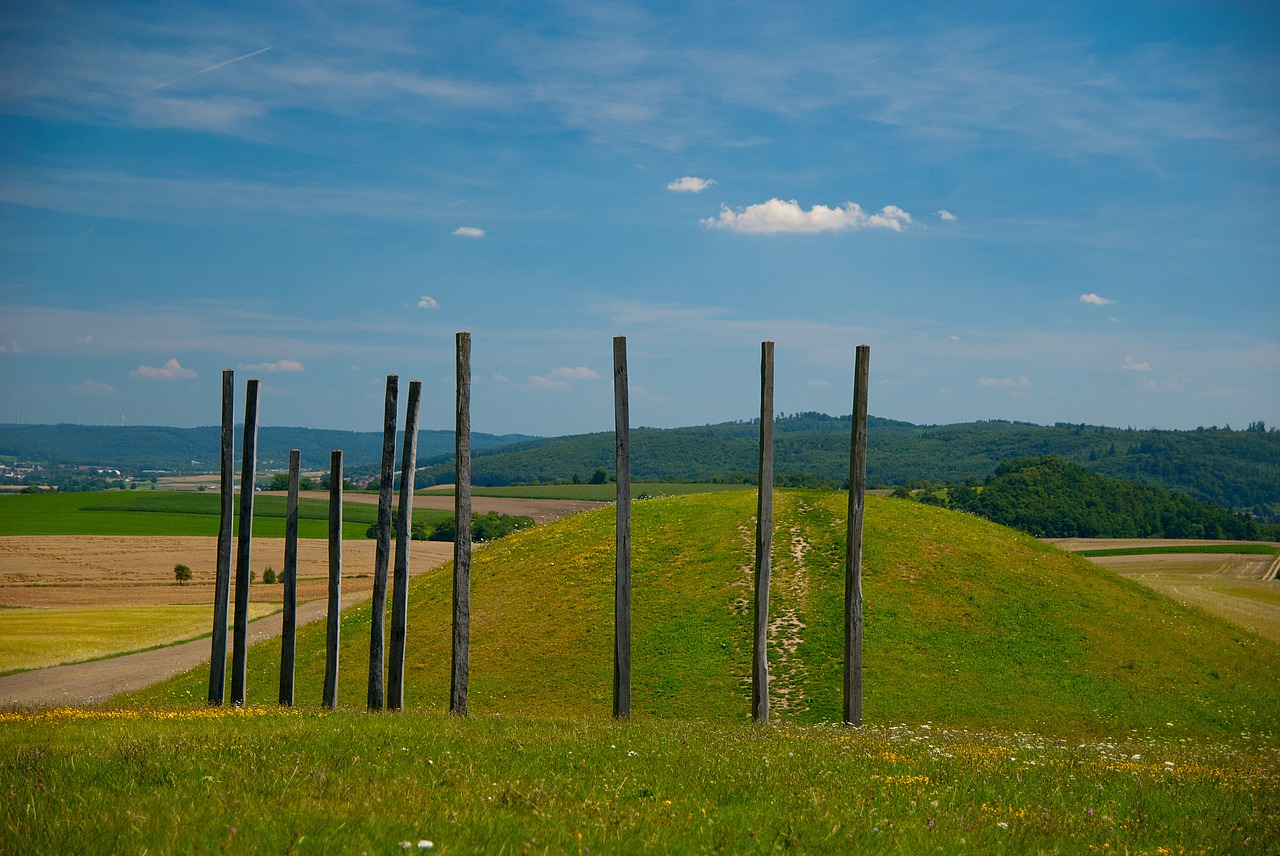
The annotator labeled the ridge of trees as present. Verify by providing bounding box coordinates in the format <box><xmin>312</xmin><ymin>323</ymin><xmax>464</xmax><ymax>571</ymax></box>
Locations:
<box><xmin>898</xmin><ymin>455</ymin><xmax>1279</xmax><ymax>541</ymax></box>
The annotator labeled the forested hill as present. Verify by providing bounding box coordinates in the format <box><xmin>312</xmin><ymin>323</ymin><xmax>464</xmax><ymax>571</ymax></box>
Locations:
<box><xmin>4</xmin><ymin>416</ymin><xmax>1277</xmax><ymax>519</ymax></box>
<box><xmin>925</xmin><ymin>456</ymin><xmax>1277</xmax><ymax>540</ymax></box>
<box><xmin>412</xmin><ymin>414</ymin><xmax>1279</xmax><ymax>518</ymax></box>
<box><xmin>0</xmin><ymin>424</ymin><xmax>536</xmax><ymax>473</ymax></box>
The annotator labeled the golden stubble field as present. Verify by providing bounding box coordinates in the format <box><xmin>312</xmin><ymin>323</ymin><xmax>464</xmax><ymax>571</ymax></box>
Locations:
<box><xmin>1052</xmin><ymin>538</ymin><xmax>1280</xmax><ymax>643</ymax></box>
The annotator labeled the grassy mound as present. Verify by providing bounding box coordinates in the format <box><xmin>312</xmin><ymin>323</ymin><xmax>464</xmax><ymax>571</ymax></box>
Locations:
<box><xmin>138</xmin><ymin>491</ymin><xmax>1279</xmax><ymax>740</ymax></box>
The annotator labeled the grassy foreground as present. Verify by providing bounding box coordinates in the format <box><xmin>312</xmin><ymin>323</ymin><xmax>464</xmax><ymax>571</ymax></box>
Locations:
<box><xmin>2</xmin><ymin>706</ymin><xmax>1276</xmax><ymax>854</ymax></box>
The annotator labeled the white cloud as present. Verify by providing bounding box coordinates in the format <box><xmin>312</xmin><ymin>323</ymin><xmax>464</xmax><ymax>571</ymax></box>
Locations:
<box><xmin>549</xmin><ymin>366</ymin><xmax>599</xmax><ymax>380</ymax></box>
<box><xmin>452</xmin><ymin>226</ymin><xmax>485</xmax><ymax>238</ymax></box>
<box><xmin>237</xmin><ymin>359</ymin><xmax>305</xmax><ymax>373</ymax></box>
<box><xmin>527</xmin><ymin>374</ymin><xmax>569</xmax><ymax>390</ymax></box>
<box><xmin>492</xmin><ymin>373</ymin><xmax>510</xmax><ymax>383</ymax></box>
<box><xmin>702</xmin><ymin>199</ymin><xmax>912</xmax><ymax>234</ymax></box>
<box><xmin>417</xmin><ymin>296</ymin><xmax>439</xmax><ymax>309</ymax></box>
<box><xmin>667</xmin><ymin>176</ymin><xmax>714</xmax><ymax>193</ymax></box>
<box><xmin>977</xmin><ymin>376</ymin><xmax>1032</xmax><ymax>389</ymax></box>
<box><xmin>937</xmin><ymin>209</ymin><xmax>957</xmax><ymax>221</ymax></box>
<box><xmin>77</xmin><ymin>335</ymin><xmax>94</xmax><ymax>345</ymax></box>
<box><xmin>70</xmin><ymin>378</ymin><xmax>116</xmax><ymax>397</ymax></box>
<box><xmin>1080</xmin><ymin>293</ymin><xmax>1113</xmax><ymax>306</ymax></box>
<box><xmin>131</xmin><ymin>358</ymin><xmax>197</xmax><ymax>380</ymax></box>
<box><xmin>1120</xmin><ymin>355</ymin><xmax>1151</xmax><ymax>371</ymax></box>
<box><xmin>528</xmin><ymin>365</ymin><xmax>599</xmax><ymax>389</ymax></box>
<box><xmin>807</xmin><ymin>379</ymin><xmax>831</xmax><ymax>389</ymax></box>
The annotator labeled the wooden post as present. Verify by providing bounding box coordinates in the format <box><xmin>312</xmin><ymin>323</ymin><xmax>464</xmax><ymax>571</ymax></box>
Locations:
<box><xmin>451</xmin><ymin>332</ymin><xmax>472</xmax><ymax>716</ymax></box>
<box><xmin>208</xmin><ymin>369</ymin><xmax>234</xmax><ymax>705</ymax></box>
<box><xmin>229</xmin><ymin>378</ymin><xmax>259</xmax><ymax>706</ymax></box>
<box><xmin>279</xmin><ymin>449</ymin><xmax>299</xmax><ymax>707</ymax></box>
<box><xmin>844</xmin><ymin>344</ymin><xmax>870</xmax><ymax>726</ymax></box>
<box><xmin>613</xmin><ymin>335</ymin><xmax>631</xmax><ymax>719</ymax></box>
<box><xmin>387</xmin><ymin>380</ymin><xmax>421</xmax><ymax>711</ymax></box>
<box><xmin>753</xmin><ymin>341</ymin><xmax>774</xmax><ymax>723</ymax></box>
<box><xmin>368</xmin><ymin>375</ymin><xmax>399</xmax><ymax>710</ymax></box>
<box><xmin>322</xmin><ymin>450</ymin><xmax>343</xmax><ymax>710</ymax></box>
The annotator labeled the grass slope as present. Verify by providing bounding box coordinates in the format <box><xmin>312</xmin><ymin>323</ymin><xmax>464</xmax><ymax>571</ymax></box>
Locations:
<box><xmin>138</xmin><ymin>491</ymin><xmax>1280</xmax><ymax>741</ymax></box>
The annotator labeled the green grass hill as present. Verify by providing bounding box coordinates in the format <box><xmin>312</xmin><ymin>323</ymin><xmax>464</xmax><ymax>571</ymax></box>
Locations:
<box><xmin>140</xmin><ymin>491</ymin><xmax>1280</xmax><ymax>741</ymax></box>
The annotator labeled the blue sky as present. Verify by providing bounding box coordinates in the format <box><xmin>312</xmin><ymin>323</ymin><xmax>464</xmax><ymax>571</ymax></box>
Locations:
<box><xmin>2</xmin><ymin>1</ymin><xmax>1277</xmax><ymax>437</ymax></box>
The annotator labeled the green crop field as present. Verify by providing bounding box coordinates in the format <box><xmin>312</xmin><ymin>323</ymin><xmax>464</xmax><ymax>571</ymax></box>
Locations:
<box><xmin>420</xmin><ymin>482</ymin><xmax>752</xmax><ymax>501</ymax></box>
<box><xmin>5</xmin><ymin>492</ymin><xmax>1278</xmax><ymax>852</ymax></box>
<box><xmin>1076</xmin><ymin>543</ymin><xmax>1280</xmax><ymax>558</ymax></box>
<box><xmin>0</xmin><ymin>491</ymin><xmax>451</xmax><ymax>539</ymax></box>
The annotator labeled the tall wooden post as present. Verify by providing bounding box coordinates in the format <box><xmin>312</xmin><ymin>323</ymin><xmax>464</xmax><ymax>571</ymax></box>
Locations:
<box><xmin>844</xmin><ymin>344</ymin><xmax>871</xmax><ymax>726</ymax></box>
<box><xmin>322</xmin><ymin>450</ymin><xmax>343</xmax><ymax>710</ymax></box>
<box><xmin>230</xmin><ymin>378</ymin><xmax>259</xmax><ymax>706</ymax></box>
<box><xmin>368</xmin><ymin>375</ymin><xmax>399</xmax><ymax>710</ymax></box>
<box><xmin>208</xmin><ymin>369</ymin><xmax>234</xmax><ymax>705</ymax></box>
<box><xmin>613</xmin><ymin>335</ymin><xmax>631</xmax><ymax>719</ymax></box>
<box><xmin>451</xmin><ymin>332</ymin><xmax>472</xmax><ymax>716</ymax></box>
<box><xmin>279</xmin><ymin>449</ymin><xmax>299</xmax><ymax>707</ymax></box>
<box><xmin>387</xmin><ymin>380</ymin><xmax>421</xmax><ymax>711</ymax></box>
<box><xmin>753</xmin><ymin>341</ymin><xmax>774</xmax><ymax>723</ymax></box>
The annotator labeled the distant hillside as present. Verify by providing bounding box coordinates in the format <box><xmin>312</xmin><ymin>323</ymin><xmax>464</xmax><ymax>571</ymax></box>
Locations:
<box><xmin>413</xmin><ymin>414</ymin><xmax>1279</xmax><ymax>518</ymax></box>
<box><xmin>916</xmin><ymin>455</ymin><xmax>1279</xmax><ymax>540</ymax></box>
<box><xmin>0</xmin><ymin>424</ymin><xmax>537</xmax><ymax>473</ymax></box>
<box><xmin>5</xmin><ymin>416</ymin><xmax>1277</xmax><ymax>519</ymax></box>
<box><xmin>140</xmin><ymin>491</ymin><xmax>1280</xmax><ymax>739</ymax></box>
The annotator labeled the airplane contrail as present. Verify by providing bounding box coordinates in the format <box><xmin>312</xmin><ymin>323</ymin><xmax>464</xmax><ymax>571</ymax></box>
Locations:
<box><xmin>148</xmin><ymin>46</ymin><xmax>272</xmax><ymax>91</ymax></box>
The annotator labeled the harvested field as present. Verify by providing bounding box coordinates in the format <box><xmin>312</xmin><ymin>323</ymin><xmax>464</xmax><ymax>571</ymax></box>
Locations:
<box><xmin>0</xmin><ymin>536</ymin><xmax>454</xmax><ymax>608</ymax></box>
<box><xmin>1052</xmin><ymin>538</ymin><xmax>1280</xmax><ymax>642</ymax></box>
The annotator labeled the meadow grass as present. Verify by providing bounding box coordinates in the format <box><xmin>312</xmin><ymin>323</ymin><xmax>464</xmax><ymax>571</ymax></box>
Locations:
<box><xmin>10</xmin><ymin>492</ymin><xmax>1280</xmax><ymax>853</ymax></box>
<box><xmin>0</xmin><ymin>491</ymin><xmax>450</xmax><ymax>540</ymax></box>
<box><xmin>1</xmin><ymin>706</ymin><xmax>1275</xmax><ymax>854</ymax></box>
<box><xmin>419</xmin><ymin>482</ymin><xmax>752</xmax><ymax>501</ymax></box>
<box><xmin>0</xmin><ymin>604</ymin><xmax>278</xmax><ymax>672</ymax></box>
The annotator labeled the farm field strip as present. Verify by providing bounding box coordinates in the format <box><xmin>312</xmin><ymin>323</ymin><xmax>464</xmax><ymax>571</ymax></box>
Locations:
<box><xmin>0</xmin><ymin>603</ymin><xmax>279</xmax><ymax>673</ymax></box>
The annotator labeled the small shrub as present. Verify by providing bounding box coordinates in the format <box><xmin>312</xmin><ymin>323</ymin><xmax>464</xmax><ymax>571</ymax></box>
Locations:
<box><xmin>262</xmin><ymin>567</ymin><xmax>276</xmax><ymax>585</ymax></box>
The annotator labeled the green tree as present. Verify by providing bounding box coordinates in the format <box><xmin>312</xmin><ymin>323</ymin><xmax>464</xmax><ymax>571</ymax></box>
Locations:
<box><xmin>174</xmin><ymin>563</ymin><xmax>192</xmax><ymax>584</ymax></box>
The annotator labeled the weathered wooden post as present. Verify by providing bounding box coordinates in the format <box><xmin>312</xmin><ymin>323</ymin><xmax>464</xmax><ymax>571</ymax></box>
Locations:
<box><xmin>613</xmin><ymin>335</ymin><xmax>631</xmax><ymax>719</ymax></box>
<box><xmin>451</xmin><ymin>332</ymin><xmax>472</xmax><ymax>716</ymax></box>
<box><xmin>368</xmin><ymin>375</ymin><xmax>399</xmax><ymax>710</ymax></box>
<box><xmin>322</xmin><ymin>450</ymin><xmax>343</xmax><ymax>710</ymax></box>
<box><xmin>753</xmin><ymin>341</ymin><xmax>774</xmax><ymax>723</ymax></box>
<box><xmin>387</xmin><ymin>380</ymin><xmax>421</xmax><ymax>711</ymax></box>
<box><xmin>208</xmin><ymin>369</ymin><xmax>234</xmax><ymax>705</ymax></box>
<box><xmin>230</xmin><ymin>378</ymin><xmax>260</xmax><ymax>706</ymax></box>
<box><xmin>844</xmin><ymin>344</ymin><xmax>870</xmax><ymax>726</ymax></box>
<box><xmin>279</xmin><ymin>449</ymin><xmax>300</xmax><ymax>706</ymax></box>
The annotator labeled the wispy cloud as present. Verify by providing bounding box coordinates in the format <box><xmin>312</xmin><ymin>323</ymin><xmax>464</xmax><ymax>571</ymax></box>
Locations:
<box><xmin>937</xmin><ymin>209</ymin><xmax>957</xmax><ymax>221</ymax></box>
<box><xmin>977</xmin><ymin>376</ymin><xmax>1032</xmax><ymax>389</ymax></box>
<box><xmin>528</xmin><ymin>365</ymin><xmax>600</xmax><ymax>390</ymax></box>
<box><xmin>667</xmin><ymin>176</ymin><xmax>714</xmax><ymax>193</ymax></box>
<box><xmin>131</xmin><ymin>358</ymin><xmax>197</xmax><ymax>380</ymax></box>
<box><xmin>702</xmin><ymin>199</ymin><xmax>912</xmax><ymax>234</ymax></box>
<box><xmin>1120</xmin><ymin>355</ymin><xmax>1151</xmax><ymax>371</ymax></box>
<box><xmin>1080</xmin><ymin>293</ymin><xmax>1113</xmax><ymax>306</ymax></box>
<box><xmin>417</xmin><ymin>296</ymin><xmax>439</xmax><ymax>309</ymax></box>
<box><xmin>452</xmin><ymin>226</ymin><xmax>485</xmax><ymax>238</ymax></box>
<box><xmin>70</xmin><ymin>378</ymin><xmax>116</xmax><ymax>397</ymax></box>
<box><xmin>237</xmin><ymin>359</ymin><xmax>304</xmax><ymax>373</ymax></box>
